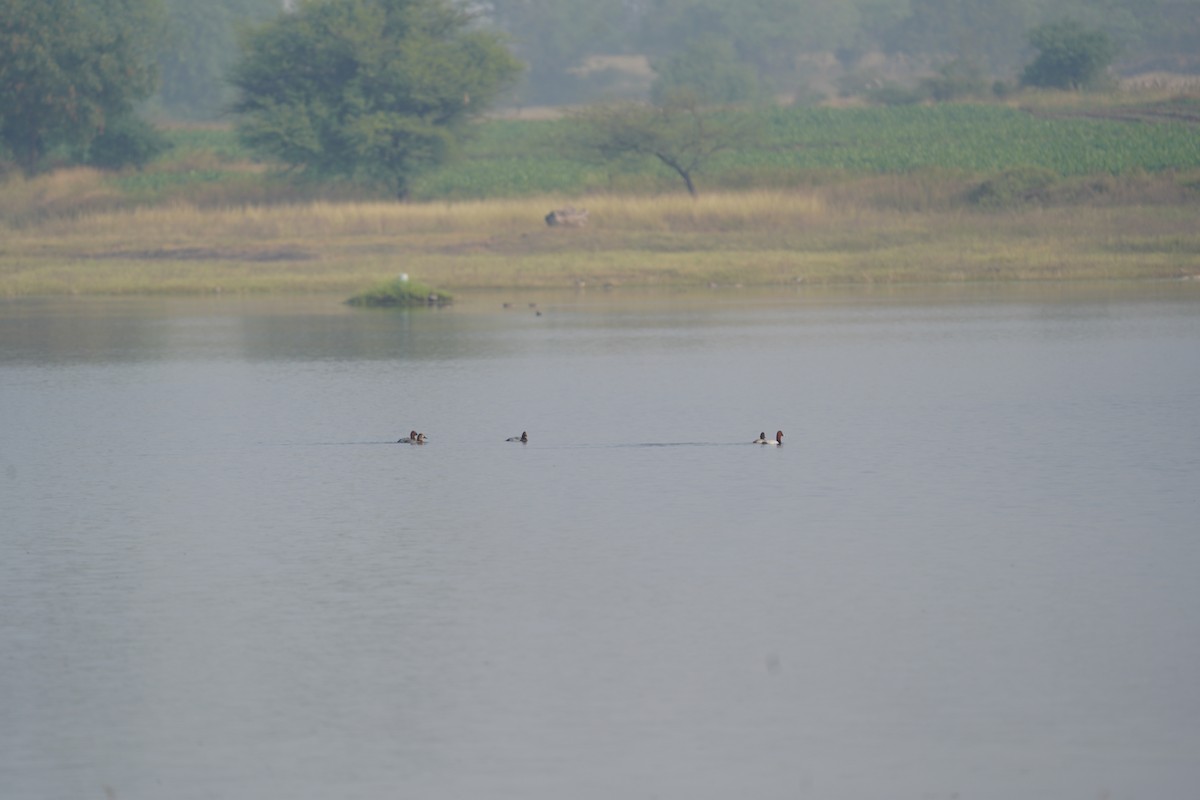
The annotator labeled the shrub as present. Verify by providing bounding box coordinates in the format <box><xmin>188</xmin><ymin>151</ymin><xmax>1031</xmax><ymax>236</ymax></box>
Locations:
<box><xmin>968</xmin><ymin>166</ymin><xmax>1059</xmax><ymax>207</ymax></box>
<box><xmin>85</xmin><ymin>115</ymin><xmax>169</xmax><ymax>170</ymax></box>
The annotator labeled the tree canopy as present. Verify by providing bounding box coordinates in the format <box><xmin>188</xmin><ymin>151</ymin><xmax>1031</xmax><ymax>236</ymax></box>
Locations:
<box><xmin>1021</xmin><ymin>19</ymin><xmax>1118</xmax><ymax>90</ymax></box>
<box><xmin>0</xmin><ymin>0</ymin><xmax>165</xmax><ymax>173</ymax></box>
<box><xmin>229</xmin><ymin>0</ymin><xmax>522</xmax><ymax>198</ymax></box>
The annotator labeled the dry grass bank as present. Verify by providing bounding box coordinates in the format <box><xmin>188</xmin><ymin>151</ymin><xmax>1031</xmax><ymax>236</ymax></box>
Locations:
<box><xmin>2</xmin><ymin>190</ymin><xmax>1198</xmax><ymax>296</ymax></box>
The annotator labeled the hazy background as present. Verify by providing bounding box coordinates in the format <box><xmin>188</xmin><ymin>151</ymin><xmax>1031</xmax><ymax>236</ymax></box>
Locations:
<box><xmin>156</xmin><ymin>0</ymin><xmax>1200</xmax><ymax>118</ymax></box>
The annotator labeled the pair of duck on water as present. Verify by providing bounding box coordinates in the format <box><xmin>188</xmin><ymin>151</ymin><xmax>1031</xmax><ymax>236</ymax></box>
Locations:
<box><xmin>399</xmin><ymin>430</ymin><xmax>780</xmax><ymax>445</ymax></box>
<box><xmin>397</xmin><ymin>431</ymin><xmax>527</xmax><ymax>444</ymax></box>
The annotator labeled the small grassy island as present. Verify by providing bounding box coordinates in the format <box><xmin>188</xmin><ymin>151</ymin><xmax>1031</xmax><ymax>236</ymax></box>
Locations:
<box><xmin>346</xmin><ymin>277</ymin><xmax>452</xmax><ymax>308</ymax></box>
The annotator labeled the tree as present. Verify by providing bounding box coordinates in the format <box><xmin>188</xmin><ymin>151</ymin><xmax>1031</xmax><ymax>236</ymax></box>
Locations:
<box><xmin>0</xmin><ymin>0</ymin><xmax>165</xmax><ymax>174</ymax></box>
<box><xmin>1021</xmin><ymin>19</ymin><xmax>1117</xmax><ymax>90</ymax></box>
<box><xmin>229</xmin><ymin>0</ymin><xmax>522</xmax><ymax>198</ymax></box>
<box><xmin>567</xmin><ymin>93</ymin><xmax>760</xmax><ymax>197</ymax></box>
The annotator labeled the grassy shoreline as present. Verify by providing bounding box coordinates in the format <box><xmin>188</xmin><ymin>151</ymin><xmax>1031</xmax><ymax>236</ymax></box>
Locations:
<box><xmin>3</xmin><ymin>96</ymin><xmax>1198</xmax><ymax>297</ymax></box>
<box><xmin>2</xmin><ymin>190</ymin><xmax>1198</xmax><ymax>296</ymax></box>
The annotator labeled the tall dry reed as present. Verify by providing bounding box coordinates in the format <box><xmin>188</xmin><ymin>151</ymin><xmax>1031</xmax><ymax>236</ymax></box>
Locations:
<box><xmin>23</xmin><ymin>190</ymin><xmax>828</xmax><ymax>243</ymax></box>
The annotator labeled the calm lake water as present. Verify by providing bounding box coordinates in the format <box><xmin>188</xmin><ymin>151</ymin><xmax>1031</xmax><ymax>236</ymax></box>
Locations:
<box><xmin>3</xmin><ymin>284</ymin><xmax>1199</xmax><ymax>800</ymax></box>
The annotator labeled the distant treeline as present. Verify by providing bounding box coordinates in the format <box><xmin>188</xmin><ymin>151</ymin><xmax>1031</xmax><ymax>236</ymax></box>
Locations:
<box><xmin>2</xmin><ymin>0</ymin><xmax>1196</xmax><ymax>181</ymax></box>
<box><xmin>149</xmin><ymin>0</ymin><xmax>1200</xmax><ymax>116</ymax></box>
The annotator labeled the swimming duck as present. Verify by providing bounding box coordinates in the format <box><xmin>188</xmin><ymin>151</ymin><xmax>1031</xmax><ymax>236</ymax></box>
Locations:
<box><xmin>506</xmin><ymin>431</ymin><xmax>528</xmax><ymax>443</ymax></box>
<box><xmin>411</xmin><ymin>433</ymin><xmax>427</xmax><ymax>444</ymax></box>
<box><xmin>758</xmin><ymin>430</ymin><xmax>783</xmax><ymax>446</ymax></box>
<box><xmin>397</xmin><ymin>430</ymin><xmax>418</xmax><ymax>443</ymax></box>
<box><xmin>752</xmin><ymin>431</ymin><xmax>768</xmax><ymax>444</ymax></box>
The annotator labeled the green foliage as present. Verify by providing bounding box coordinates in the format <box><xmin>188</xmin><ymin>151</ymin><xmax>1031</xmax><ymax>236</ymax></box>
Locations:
<box><xmin>49</xmin><ymin>102</ymin><xmax>1200</xmax><ymax>207</ymax></box>
<box><xmin>397</xmin><ymin>103</ymin><xmax>1200</xmax><ymax>197</ymax></box>
<box><xmin>650</xmin><ymin>37</ymin><xmax>762</xmax><ymax>106</ymax></box>
<box><xmin>229</xmin><ymin>0</ymin><xmax>522</xmax><ymax>198</ymax></box>
<box><xmin>159</xmin><ymin>127</ymin><xmax>258</xmax><ymax>162</ymax></box>
<box><xmin>0</xmin><ymin>0</ymin><xmax>165</xmax><ymax>173</ymax></box>
<box><xmin>346</xmin><ymin>277</ymin><xmax>451</xmax><ymax>307</ymax></box>
<box><xmin>84</xmin><ymin>114</ymin><xmax>170</xmax><ymax>170</ymax></box>
<box><xmin>1021</xmin><ymin>20</ymin><xmax>1118</xmax><ymax>91</ymax></box>
<box><xmin>412</xmin><ymin>155</ymin><xmax>598</xmax><ymax>199</ymax></box>
<box><xmin>754</xmin><ymin>105</ymin><xmax>1200</xmax><ymax>176</ymax></box>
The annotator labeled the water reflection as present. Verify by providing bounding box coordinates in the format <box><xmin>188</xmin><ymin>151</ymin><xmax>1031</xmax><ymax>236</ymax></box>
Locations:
<box><xmin>3</xmin><ymin>282</ymin><xmax>1195</xmax><ymax>366</ymax></box>
<box><xmin>0</xmin><ymin>297</ymin><xmax>494</xmax><ymax>364</ymax></box>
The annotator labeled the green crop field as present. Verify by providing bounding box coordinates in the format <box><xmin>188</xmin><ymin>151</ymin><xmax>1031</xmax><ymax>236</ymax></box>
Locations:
<box><xmin>111</xmin><ymin>100</ymin><xmax>1200</xmax><ymax>205</ymax></box>
<box><xmin>751</xmin><ymin>105</ymin><xmax>1200</xmax><ymax>175</ymax></box>
<box><xmin>404</xmin><ymin>103</ymin><xmax>1200</xmax><ymax>200</ymax></box>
